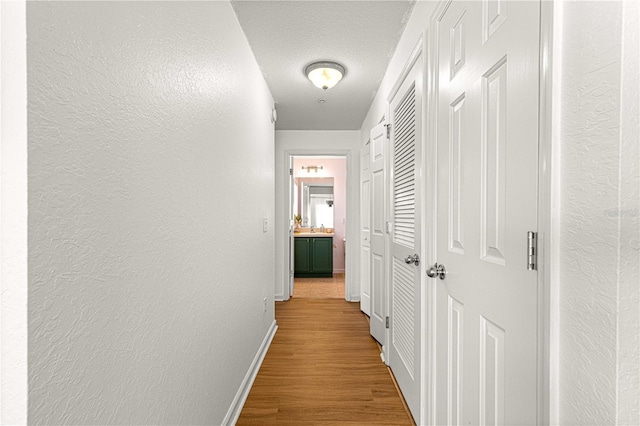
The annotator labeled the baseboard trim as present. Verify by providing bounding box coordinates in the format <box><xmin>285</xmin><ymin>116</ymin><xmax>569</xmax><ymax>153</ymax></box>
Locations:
<box><xmin>386</xmin><ymin>362</ymin><xmax>416</xmax><ymax>426</ymax></box>
<box><xmin>222</xmin><ymin>319</ymin><xmax>278</xmax><ymax>425</ymax></box>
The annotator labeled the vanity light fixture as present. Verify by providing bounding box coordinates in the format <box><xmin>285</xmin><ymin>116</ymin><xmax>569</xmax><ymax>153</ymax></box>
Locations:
<box><xmin>301</xmin><ymin>165</ymin><xmax>323</xmax><ymax>173</ymax></box>
<box><xmin>304</xmin><ymin>61</ymin><xmax>346</xmax><ymax>90</ymax></box>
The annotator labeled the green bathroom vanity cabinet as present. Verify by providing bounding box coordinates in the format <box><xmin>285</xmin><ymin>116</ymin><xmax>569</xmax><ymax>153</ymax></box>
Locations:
<box><xmin>294</xmin><ymin>236</ymin><xmax>333</xmax><ymax>278</ymax></box>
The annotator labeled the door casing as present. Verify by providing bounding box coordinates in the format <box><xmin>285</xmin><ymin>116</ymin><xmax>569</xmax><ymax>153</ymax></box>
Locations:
<box><xmin>280</xmin><ymin>150</ymin><xmax>356</xmax><ymax>302</ymax></box>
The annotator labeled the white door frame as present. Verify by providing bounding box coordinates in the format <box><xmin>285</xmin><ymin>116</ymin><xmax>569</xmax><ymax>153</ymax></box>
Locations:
<box><xmin>280</xmin><ymin>149</ymin><xmax>357</xmax><ymax>301</ymax></box>
<box><xmin>0</xmin><ymin>1</ymin><xmax>28</xmax><ymax>422</ymax></box>
<box><xmin>536</xmin><ymin>2</ymin><xmax>560</xmax><ymax>424</ymax></box>
<box><xmin>287</xmin><ymin>155</ymin><xmax>295</xmax><ymax>297</ymax></box>
<box><xmin>423</xmin><ymin>1</ymin><xmax>559</xmax><ymax>425</ymax></box>
<box><xmin>359</xmin><ymin>140</ymin><xmax>372</xmax><ymax>315</ymax></box>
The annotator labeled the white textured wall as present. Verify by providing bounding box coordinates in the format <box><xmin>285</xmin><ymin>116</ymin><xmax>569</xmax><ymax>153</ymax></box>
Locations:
<box><xmin>27</xmin><ymin>2</ymin><xmax>275</xmax><ymax>424</ymax></box>
<box><xmin>558</xmin><ymin>1</ymin><xmax>639</xmax><ymax>424</ymax></box>
<box><xmin>275</xmin><ymin>131</ymin><xmax>360</xmax><ymax>301</ymax></box>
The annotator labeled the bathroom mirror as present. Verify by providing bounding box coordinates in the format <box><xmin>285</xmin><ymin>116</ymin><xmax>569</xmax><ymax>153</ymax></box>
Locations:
<box><xmin>294</xmin><ymin>178</ymin><xmax>333</xmax><ymax>228</ymax></box>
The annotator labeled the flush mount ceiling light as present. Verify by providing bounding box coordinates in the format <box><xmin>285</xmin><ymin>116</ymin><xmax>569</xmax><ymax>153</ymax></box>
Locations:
<box><xmin>304</xmin><ymin>61</ymin><xmax>346</xmax><ymax>90</ymax></box>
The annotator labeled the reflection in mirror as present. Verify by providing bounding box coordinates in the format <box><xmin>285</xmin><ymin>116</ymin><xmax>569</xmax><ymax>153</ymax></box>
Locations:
<box><xmin>294</xmin><ymin>178</ymin><xmax>333</xmax><ymax>228</ymax></box>
<box><xmin>307</xmin><ymin>185</ymin><xmax>333</xmax><ymax>228</ymax></box>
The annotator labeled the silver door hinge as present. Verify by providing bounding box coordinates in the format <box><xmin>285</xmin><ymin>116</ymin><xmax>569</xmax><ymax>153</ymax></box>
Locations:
<box><xmin>289</xmin><ymin>168</ymin><xmax>293</xmax><ymax>176</ymax></box>
<box><xmin>385</xmin><ymin>124</ymin><xmax>391</xmax><ymax>139</ymax></box>
<box><xmin>527</xmin><ymin>231</ymin><xmax>537</xmax><ymax>271</ymax></box>
<box><xmin>385</xmin><ymin>316</ymin><xmax>390</xmax><ymax>329</ymax></box>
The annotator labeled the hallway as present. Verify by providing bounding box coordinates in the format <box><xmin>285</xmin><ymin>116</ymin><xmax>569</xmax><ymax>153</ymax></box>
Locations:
<box><xmin>238</xmin><ymin>277</ymin><xmax>413</xmax><ymax>425</ymax></box>
<box><xmin>3</xmin><ymin>1</ymin><xmax>638</xmax><ymax>424</ymax></box>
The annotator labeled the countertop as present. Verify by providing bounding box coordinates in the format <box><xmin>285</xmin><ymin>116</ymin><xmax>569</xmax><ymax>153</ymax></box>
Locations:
<box><xmin>293</xmin><ymin>232</ymin><xmax>335</xmax><ymax>238</ymax></box>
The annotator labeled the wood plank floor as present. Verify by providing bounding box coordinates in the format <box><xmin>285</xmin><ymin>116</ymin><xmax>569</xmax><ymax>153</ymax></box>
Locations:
<box><xmin>237</xmin><ymin>294</ymin><xmax>414</xmax><ymax>425</ymax></box>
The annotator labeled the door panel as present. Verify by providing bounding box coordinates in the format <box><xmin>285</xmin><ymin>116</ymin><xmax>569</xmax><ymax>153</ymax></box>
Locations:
<box><xmin>361</xmin><ymin>144</ymin><xmax>372</xmax><ymax>315</ymax></box>
<box><xmin>389</xmin><ymin>56</ymin><xmax>423</xmax><ymax>422</ymax></box>
<box><xmin>431</xmin><ymin>1</ymin><xmax>540</xmax><ymax>424</ymax></box>
<box><xmin>369</xmin><ymin>122</ymin><xmax>388</xmax><ymax>344</ymax></box>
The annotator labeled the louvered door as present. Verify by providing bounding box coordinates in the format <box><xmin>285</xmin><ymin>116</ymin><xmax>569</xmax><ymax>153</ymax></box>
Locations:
<box><xmin>389</xmin><ymin>53</ymin><xmax>423</xmax><ymax>422</ymax></box>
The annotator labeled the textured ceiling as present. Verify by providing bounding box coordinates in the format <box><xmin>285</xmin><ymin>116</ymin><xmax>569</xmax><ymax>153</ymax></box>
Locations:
<box><xmin>231</xmin><ymin>1</ymin><xmax>415</xmax><ymax>130</ymax></box>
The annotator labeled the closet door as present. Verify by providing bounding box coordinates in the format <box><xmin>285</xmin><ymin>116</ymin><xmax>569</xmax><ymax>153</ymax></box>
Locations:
<box><xmin>388</xmin><ymin>52</ymin><xmax>423</xmax><ymax>422</ymax></box>
<box><xmin>431</xmin><ymin>1</ymin><xmax>541</xmax><ymax>424</ymax></box>
<box><xmin>369</xmin><ymin>122</ymin><xmax>388</xmax><ymax>345</ymax></box>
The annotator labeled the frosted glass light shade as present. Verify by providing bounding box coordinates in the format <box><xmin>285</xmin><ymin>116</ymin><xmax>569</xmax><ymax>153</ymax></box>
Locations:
<box><xmin>305</xmin><ymin>62</ymin><xmax>345</xmax><ymax>90</ymax></box>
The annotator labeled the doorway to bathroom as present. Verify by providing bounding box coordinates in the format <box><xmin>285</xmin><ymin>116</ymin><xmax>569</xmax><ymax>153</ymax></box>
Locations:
<box><xmin>288</xmin><ymin>155</ymin><xmax>348</xmax><ymax>299</ymax></box>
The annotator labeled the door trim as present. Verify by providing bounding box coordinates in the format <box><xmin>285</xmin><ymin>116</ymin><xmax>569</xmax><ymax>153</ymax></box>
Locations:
<box><xmin>537</xmin><ymin>1</ymin><xmax>560</xmax><ymax>424</ymax></box>
<box><xmin>359</xmin><ymin>141</ymin><xmax>372</xmax><ymax>315</ymax></box>
<box><xmin>425</xmin><ymin>6</ymin><xmax>449</xmax><ymax>425</ymax></box>
<box><xmin>388</xmin><ymin>36</ymin><xmax>424</xmax><ymax>103</ymax></box>
<box><xmin>279</xmin><ymin>150</ymin><xmax>356</xmax><ymax>302</ymax></box>
<box><xmin>0</xmin><ymin>1</ymin><xmax>29</xmax><ymax>422</ymax></box>
<box><xmin>424</xmin><ymin>0</ymin><xmax>557</xmax><ymax>424</ymax></box>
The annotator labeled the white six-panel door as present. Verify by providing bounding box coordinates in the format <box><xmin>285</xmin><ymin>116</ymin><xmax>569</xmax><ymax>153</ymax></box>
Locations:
<box><xmin>369</xmin><ymin>122</ymin><xmax>388</xmax><ymax>345</ymax></box>
<box><xmin>389</xmin><ymin>55</ymin><xmax>423</xmax><ymax>422</ymax></box>
<box><xmin>430</xmin><ymin>0</ymin><xmax>540</xmax><ymax>424</ymax></box>
<box><xmin>360</xmin><ymin>143</ymin><xmax>372</xmax><ymax>316</ymax></box>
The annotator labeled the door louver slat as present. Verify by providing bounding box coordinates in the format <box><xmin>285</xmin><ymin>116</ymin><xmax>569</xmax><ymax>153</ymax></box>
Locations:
<box><xmin>394</xmin><ymin>90</ymin><xmax>416</xmax><ymax>124</ymax></box>
<box><xmin>392</xmin><ymin>258</ymin><xmax>416</xmax><ymax>377</ymax></box>
<box><xmin>393</xmin><ymin>83</ymin><xmax>417</xmax><ymax>248</ymax></box>
<box><xmin>393</xmin><ymin>119</ymin><xmax>416</xmax><ymax>147</ymax></box>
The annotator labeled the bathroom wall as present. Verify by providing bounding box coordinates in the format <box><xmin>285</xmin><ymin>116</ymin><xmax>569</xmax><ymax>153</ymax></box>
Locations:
<box><xmin>293</xmin><ymin>157</ymin><xmax>347</xmax><ymax>273</ymax></box>
<box><xmin>27</xmin><ymin>2</ymin><xmax>275</xmax><ymax>424</ymax></box>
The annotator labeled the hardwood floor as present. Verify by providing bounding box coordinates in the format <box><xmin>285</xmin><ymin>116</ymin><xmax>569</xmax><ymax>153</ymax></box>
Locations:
<box><xmin>237</xmin><ymin>279</ymin><xmax>414</xmax><ymax>425</ymax></box>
